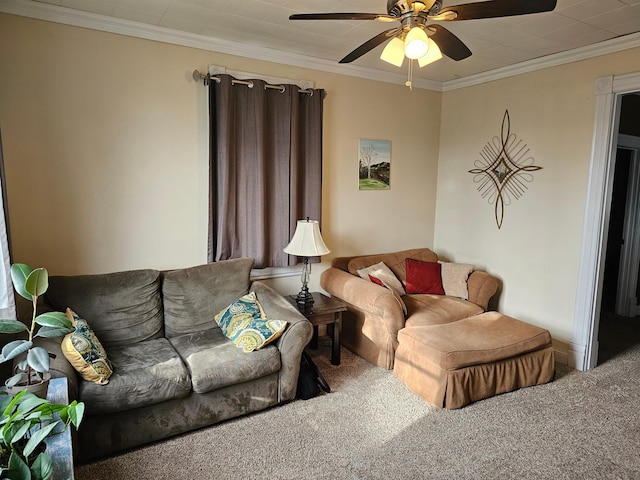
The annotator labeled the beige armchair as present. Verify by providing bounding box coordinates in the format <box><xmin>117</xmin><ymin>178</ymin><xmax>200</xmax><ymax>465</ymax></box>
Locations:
<box><xmin>320</xmin><ymin>248</ymin><xmax>499</xmax><ymax>370</ymax></box>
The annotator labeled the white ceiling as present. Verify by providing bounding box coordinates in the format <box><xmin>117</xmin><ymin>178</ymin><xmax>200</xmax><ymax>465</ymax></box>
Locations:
<box><xmin>29</xmin><ymin>0</ymin><xmax>640</xmax><ymax>83</ymax></box>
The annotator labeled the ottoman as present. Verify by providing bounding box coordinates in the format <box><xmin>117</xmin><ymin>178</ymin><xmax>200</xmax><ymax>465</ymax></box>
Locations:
<box><xmin>393</xmin><ymin>311</ymin><xmax>555</xmax><ymax>409</ymax></box>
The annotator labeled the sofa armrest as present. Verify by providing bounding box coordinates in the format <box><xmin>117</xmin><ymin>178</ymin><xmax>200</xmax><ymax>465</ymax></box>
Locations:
<box><xmin>31</xmin><ymin>336</ymin><xmax>80</xmax><ymax>402</ymax></box>
<box><xmin>467</xmin><ymin>271</ymin><xmax>499</xmax><ymax>311</ymax></box>
<box><xmin>14</xmin><ymin>296</ymin><xmax>80</xmax><ymax>400</ymax></box>
<box><xmin>320</xmin><ymin>268</ymin><xmax>405</xmax><ymax>337</ymax></box>
<box><xmin>249</xmin><ymin>281</ymin><xmax>313</xmax><ymax>403</ymax></box>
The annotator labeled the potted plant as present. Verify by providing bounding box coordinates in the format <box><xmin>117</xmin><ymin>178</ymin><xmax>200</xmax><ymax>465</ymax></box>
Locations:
<box><xmin>0</xmin><ymin>389</ymin><xmax>84</xmax><ymax>480</ymax></box>
<box><xmin>0</xmin><ymin>264</ymin><xmax>74</xmax><ymax>397</ymax></box>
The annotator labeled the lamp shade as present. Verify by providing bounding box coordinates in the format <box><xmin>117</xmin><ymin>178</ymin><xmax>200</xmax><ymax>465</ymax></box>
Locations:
<box><xmin>404</xmin><ymin>26</ymin><xmax>429</xmax><ymax>59</ymax></box>
<box><xmin>380</xmin><ymin>37</ymin><xmax>406</xmax><ymax>67</ymax></box>
<box><xmin>418</xmin><ymin>38</ymin><xmax>442</xmax><ymax>68</ymax></box>
<box><xmin>283</xmin><ymin>219</ymin><xmax>330</xmax><ymax>257</ymax></box>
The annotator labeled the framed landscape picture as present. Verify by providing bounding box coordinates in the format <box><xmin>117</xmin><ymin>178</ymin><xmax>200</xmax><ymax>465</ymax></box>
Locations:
<box><xmin>358</xmin><ymin>138</ymin><xmax>391</xmax><ymax>190</ymax></box>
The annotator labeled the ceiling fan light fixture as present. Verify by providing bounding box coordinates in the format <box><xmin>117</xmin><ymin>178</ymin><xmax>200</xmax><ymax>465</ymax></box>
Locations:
<box><xmin>418</xmin><ymin>37</ymin><xmax>442</xmax><ymax>67</ymax></box>
<box><xmin>380</xmin><ymin>37</ymin><xmax>406</xmax><ymax>67</ymax></box>
<box><xmin>404</xmin><ymin>26</ymin><xmax>429</xmax><ymax>59</ymax></box>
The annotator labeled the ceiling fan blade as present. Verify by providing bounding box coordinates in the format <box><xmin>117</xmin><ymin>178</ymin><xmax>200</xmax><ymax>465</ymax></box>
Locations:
<box><xmin>289</xmin><ymin>13</ymin><xmax>394</xmax><ymax>21</ymax></box>
<box><xmin>429</xmin><ymin>25</ymin><xmax>472</xmax><ymax>61</ymax></box>
<box><xmin>339</xmin><ymin>29</ymin><xmax>401</xmax><ymax>64</ymax></box>
<box><xmin>435</xmin><ymin>0</ymin><xmax>557</xmax><ymax>21</ymax></box>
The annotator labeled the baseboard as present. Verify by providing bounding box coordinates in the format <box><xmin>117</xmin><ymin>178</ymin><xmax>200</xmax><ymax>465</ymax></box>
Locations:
<box><xmin>568</xmin><ymin>341</ymin><xmax>589</xmax><ymax>370</ymax></box>
<box><xmin>554</xmin><ymin>347</ymin><xmax>569</xmax><ymax>366</ymax></box>
<box><xmin>553</xmin><ymin>339</ymin><xmax>570</xmax><ymax>366</ymax></box>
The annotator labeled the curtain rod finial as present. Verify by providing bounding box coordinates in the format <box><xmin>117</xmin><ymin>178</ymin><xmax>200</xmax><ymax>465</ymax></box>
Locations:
<box><xmin>193</xmin><ymin>69</ymin><xmax>204</xmax><ymax>83</ymax></box>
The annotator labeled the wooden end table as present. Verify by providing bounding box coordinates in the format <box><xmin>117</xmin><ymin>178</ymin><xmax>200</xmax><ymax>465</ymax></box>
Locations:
<box><xmin>288</xmin><ymin>292</ymin><xmax>347</xmax><ymax>365</ymax></box>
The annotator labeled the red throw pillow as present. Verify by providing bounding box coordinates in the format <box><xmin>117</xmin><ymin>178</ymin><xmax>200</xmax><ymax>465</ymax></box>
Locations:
<box><xmin>368</xmin><ymin>275</ymin><xmax>385</xmax><ymax>287</ymax></box>
<box><xmin>405</xmin><ymin>258</ymin><xmax>445</xmax><ymax>295</ymax></box>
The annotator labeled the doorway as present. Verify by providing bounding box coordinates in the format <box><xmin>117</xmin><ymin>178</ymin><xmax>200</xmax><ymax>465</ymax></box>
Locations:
<box><xmin>598</xmin><ymin>94</ymin><xmax>640</xmax><ymax>365</ymax></box>
<box><xmin>572</xmin><ymin>73</ymin><xmax>640</xmax><ymax>371</ymax></box>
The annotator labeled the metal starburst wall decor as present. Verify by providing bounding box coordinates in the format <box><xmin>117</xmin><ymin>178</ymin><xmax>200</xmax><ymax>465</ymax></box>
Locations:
<box><xmin>468</xmin><ymin>110</ymin><xmax>542</xmax><ymax>229</ymax></box>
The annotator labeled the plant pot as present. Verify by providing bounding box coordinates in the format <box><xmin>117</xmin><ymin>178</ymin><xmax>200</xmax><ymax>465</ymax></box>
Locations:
<box><xmin>5</xmin><ymin>372</ymin><xmax>51</xmax><ymax>399</ymax></box>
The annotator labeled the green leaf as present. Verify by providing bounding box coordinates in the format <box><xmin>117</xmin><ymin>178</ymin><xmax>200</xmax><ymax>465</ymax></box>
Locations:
<box><xmin>1</xmin><ymin>340</ymin><xmax>33</xmax><ymax>362</ymax></box>
<box><xmin>35</xmin><ymin>312</ymin><xmax>72</xmax><ymax>329</ymax></box>
<box><xmin>14</xmin><ymin>395</ymin><xmax>48</xmax><ymax>414</ymax></box>
<box><xmin>5</xmin><ymin>373</ymin><xmax>26</xmax><ymax>388</ymax></box>
<box><xmin>24</xmin><ymin>421</ymin><xmax>60</xmax><ymax>457</ymax></box>
<box><xmin>25</xmin><ymin>268</ymin><xmax>48</xmax><ymax>298</ymax></box>
<box><xmin>0</xmin><ymin>319</ymin><xmax>27</xmax><ymax>334</ymax></box>
<box><xmin>10</xmin><ymin>264</ymin><xmax>33</xmax><ymax>301</ymax></box>
<box><xmin>31</xmin><ymin>452</ymin><xmax>53</xmax><ymax>480</ymax></box>
<box><xmin>26</xmin><ymin>347</ymin><xmax>50</xmax><ymax>373</ymax></box>
<box><xmin>9</xmin><ymin>423</ymin><xmax>29</xmax><ymax>445</ymax></box>
<box><xmin>3</xmin><ymin>390</ymin><xmax>26</xmax><ymax>416</ymax></box>
<box><xmin>67</xmin><ymin>401</ymin><xmax>85</xmax><ymax>429</ymax></box>
<box><xmin>35</xmin><ymin>326</ymin><xmax>74</xmax><ymax>338</ymax></box>
<box><xmin>8</xmin><ymin>451</ymin><xmax>31</xmax><ymax>480</ymax></box>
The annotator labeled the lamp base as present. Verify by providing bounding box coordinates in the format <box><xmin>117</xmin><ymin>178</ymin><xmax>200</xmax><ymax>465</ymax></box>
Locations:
<box><xmin>295</xmin><ymin>288</ymin><xmax>314</xmax><ymax>314</ymax></box>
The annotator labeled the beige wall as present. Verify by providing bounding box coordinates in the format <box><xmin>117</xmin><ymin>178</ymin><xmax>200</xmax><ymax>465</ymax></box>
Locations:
<box><xmin>0</xmin><ymin>13</ymin><xmax>441</xmax><ymax>298</ymax></box>
<box><xmin>435</xmin><ymin>49</ymin><xmax>640</xmax><ymax>345</ymax></box>
<box><xmin>4</xmin><ymin>12</ymin><xmax>638</xmax><ymax>350</ymax></box>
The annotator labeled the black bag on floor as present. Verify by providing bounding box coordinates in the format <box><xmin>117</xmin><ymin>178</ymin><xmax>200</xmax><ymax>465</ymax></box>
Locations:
<box><xmin>296</xmin><ymin>350</ymin><xmax>331</xmax><ymax>400</ymax></box>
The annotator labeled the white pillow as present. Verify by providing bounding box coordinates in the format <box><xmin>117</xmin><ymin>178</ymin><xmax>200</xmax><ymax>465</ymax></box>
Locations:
<box><xmin>357</xmin><ymin>261</ymin><xmax>405</xmax><ymax>297</ymax></box>
<box><xmin>375</xmin><ymin>277</ymin><xmax>408</xmax><ymax>315</ymax></box>
<box><xmin>438</xmin><ymin>261</ymin><xmax>474</xmax><ymax>299</ymax></box>
<box><xmin>359</xmin><ymin>270</ymin><xmax>407</xmax><ymax>316</ymax></box>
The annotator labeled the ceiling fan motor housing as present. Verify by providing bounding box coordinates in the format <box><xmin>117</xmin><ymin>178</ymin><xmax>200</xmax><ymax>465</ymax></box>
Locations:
<box><xmin>387</xmin><ymin>0</ymin><xmax>439</xmax><ymax>17</ymax></box>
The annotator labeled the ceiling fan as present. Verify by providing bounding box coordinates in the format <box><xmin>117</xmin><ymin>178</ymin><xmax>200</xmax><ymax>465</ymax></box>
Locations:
<box><xmin>289</xmin><ymin>0</ymin><xmax>557</xmax><ymax>70</ymax></box>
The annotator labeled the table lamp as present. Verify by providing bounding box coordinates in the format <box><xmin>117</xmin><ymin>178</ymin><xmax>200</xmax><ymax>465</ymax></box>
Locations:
<box><xmin>283</xmin><ymin>218</ymin><xmax>330</xmax><ymax>313</ymax></box>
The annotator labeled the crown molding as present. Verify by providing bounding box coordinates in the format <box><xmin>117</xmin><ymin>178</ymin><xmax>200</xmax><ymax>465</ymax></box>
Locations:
<box><xmin>0</xmin><ymin>0</ymin><xmax>442</xmax><ymax>91</ymax></box>
<box><xmin>442</xmin><ymin>32</ymin><xmax>640</xmax><ymax>91</ymax></box>
<box><xmin>2</xmin><ymin>0</ymin><xmax>639</xmax><ymax>93</ymax></box>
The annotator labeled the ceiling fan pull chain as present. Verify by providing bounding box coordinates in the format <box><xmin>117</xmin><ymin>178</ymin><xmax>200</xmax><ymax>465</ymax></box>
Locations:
<box><xmin>406</xmin><ymin>60</ymin><xmax>414</xmax><ymax>90</ymax></box>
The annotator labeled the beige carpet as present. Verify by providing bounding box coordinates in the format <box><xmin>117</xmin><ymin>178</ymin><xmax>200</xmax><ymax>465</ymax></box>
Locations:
<box><xmin>75</xmin><ymin>337</ymin><xmax>640</xmax><ymax>480</ymax></box>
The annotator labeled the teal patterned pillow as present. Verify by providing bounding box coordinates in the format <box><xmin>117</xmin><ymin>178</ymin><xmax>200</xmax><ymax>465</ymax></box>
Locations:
<box><xmin>214</xmin><ymin>292</ymin><xmax>287</xmax><ymax>352</ymax></box>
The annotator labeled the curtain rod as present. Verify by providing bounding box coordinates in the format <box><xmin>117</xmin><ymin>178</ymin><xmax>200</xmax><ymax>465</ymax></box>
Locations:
<box><xmin>192</xmin><ymin>70</ymin><xmax>313</xmax><ymax>95</ymax></box>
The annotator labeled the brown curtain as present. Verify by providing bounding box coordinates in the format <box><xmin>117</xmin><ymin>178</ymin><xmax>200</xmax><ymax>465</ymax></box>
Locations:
<box><xmin>208</xmin><ymin>74</ymin><xmax>324</xmax><ymax>268</ymax></box>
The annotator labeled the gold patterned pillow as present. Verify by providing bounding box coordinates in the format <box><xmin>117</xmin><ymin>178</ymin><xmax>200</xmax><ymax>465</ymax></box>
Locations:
<box><xmin>61</xmin><ymin>308</ymin><xmax>113</xmax><ymax>385</ymax></box>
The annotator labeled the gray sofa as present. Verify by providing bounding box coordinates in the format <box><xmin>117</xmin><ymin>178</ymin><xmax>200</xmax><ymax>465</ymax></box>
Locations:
<box><xmin>33</xmin><ymin>258</ymin><xmax>312</xmax><ymax>463</ymax></box>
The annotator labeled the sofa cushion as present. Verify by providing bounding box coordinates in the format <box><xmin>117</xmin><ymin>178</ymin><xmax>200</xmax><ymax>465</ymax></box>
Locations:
<box><xmin>405</xmin><ymin>259</ymin><xmax>445</xmax><ymax>295</ymax></box>
<box><xmin>46</xmin><ymin>269</ymin><xmax>163</xmax><ymax>348</ymax></box>
<box><xmin>403</xmin><ymin>295</ymin><xmax>483</xmax><ymax>327</ymax></box>
<box><xmin>439</xmin><ymin>262</ymin><xmax>474</xmax><ymax>299</ymax></box>
<box><xmin>61</xmin><ymin>309</ymin><xmax>113</xmax><ymax>385</ymax></box>
<box><xmin>347</xmin><ymin>248</ymin><xmax>438</xmax><ymax>284</ymax></box>
<box><xmin>79</xmin><ymin>337</ymin><xmax>191</xmax><ymax>415</ymax></box>
<box><xmin>163</xmin><ymin>258</ymin><xmax>254</xmax><ymax>337</ymax></box>
<box><xmin>169</xmin><ymin>328</ymin><xmax>281</xmax><ymax>394</ymax></box>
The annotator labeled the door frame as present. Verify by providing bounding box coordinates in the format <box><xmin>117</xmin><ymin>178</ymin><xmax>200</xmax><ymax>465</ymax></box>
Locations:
<box><xmin>571</xmin><ymin>72</ymin><xmax>640</xmax><ymax>371</ymax></box>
